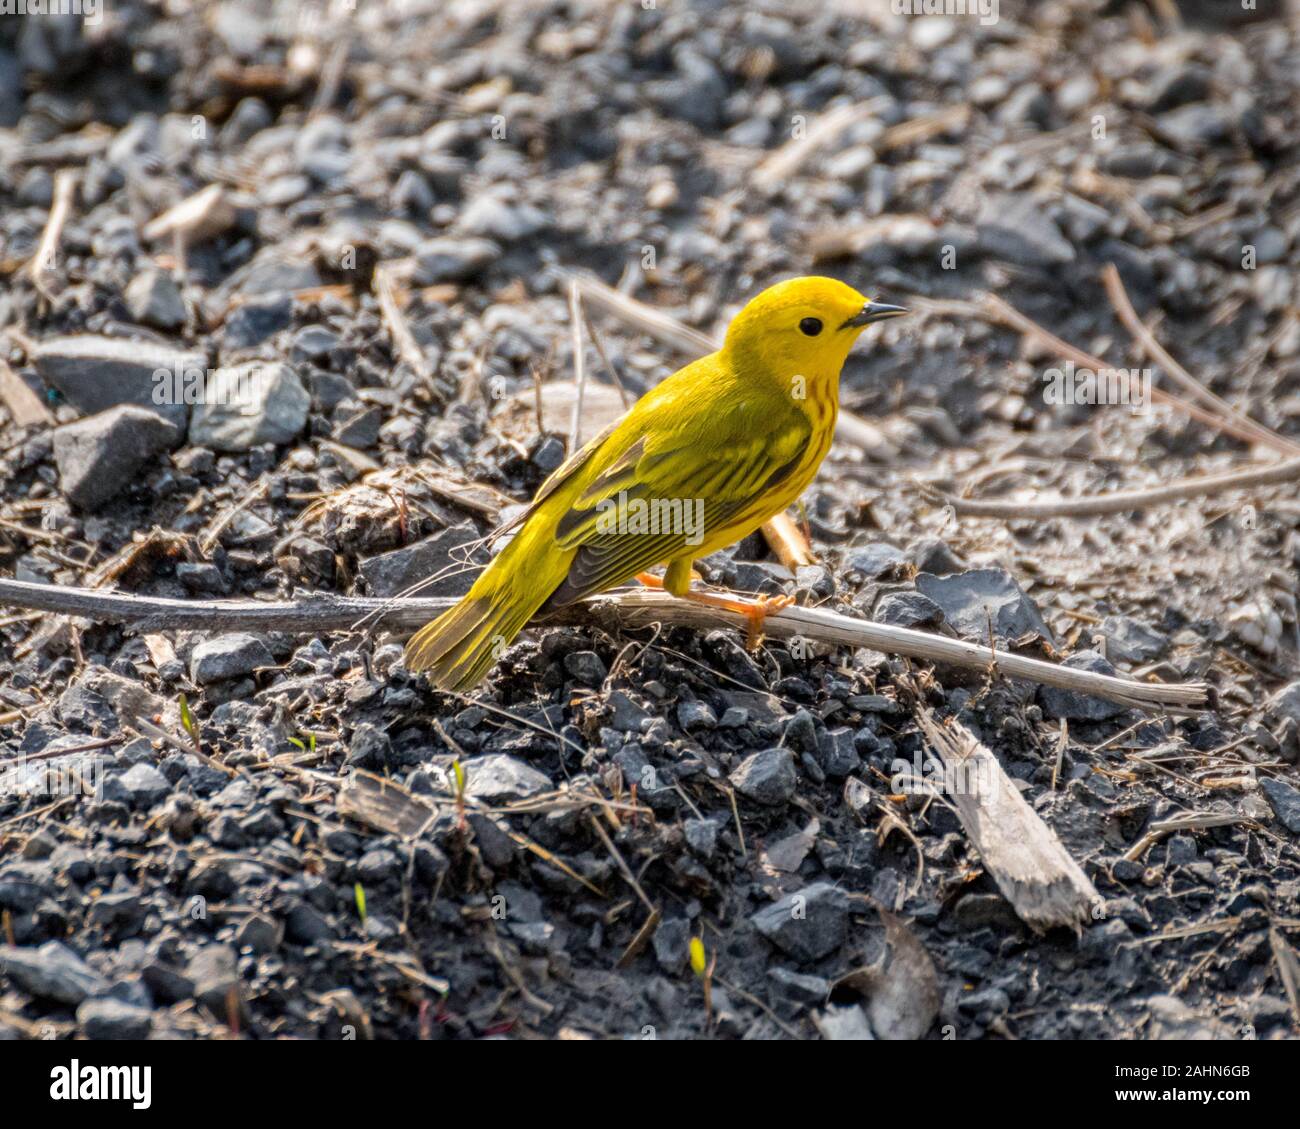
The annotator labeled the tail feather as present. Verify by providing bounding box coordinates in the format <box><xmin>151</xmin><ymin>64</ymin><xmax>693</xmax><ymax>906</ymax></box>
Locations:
<box><xmin>404</xmin><ymin>585</ymin><xmax>540</xmax><ymax>692</ymax></box>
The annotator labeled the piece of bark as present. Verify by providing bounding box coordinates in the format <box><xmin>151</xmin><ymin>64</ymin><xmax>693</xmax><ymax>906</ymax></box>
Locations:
<box><xmin>0</xmin><ymin>357</ymin><xmax>53</xmax><ymax>428</ymax></box>
<box><xmin>914</xmin><ymin>707</ymin><xmax>1099</xmax><ymax>934</ymax></box>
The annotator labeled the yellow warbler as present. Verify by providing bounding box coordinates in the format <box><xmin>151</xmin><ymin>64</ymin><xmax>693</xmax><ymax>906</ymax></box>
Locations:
<box><xmin>405</xmin><ymin>276</ymin><xmax>906</xmax><ymax>690</ymax></box>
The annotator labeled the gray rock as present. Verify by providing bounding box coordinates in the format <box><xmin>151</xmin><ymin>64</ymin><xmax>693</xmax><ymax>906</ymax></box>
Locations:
<box><xmin>234</xmin><ymin>913</ymin><xmax>283</xmax><ymax>955</ymax></box>
<box><xmin>359</xmin><ymin>521</ymin><xmax>487</xmax><ymax>598</ymax></box>
<box><xmin>285</xmin><ymin>902</ymin><xmax>335</xmax><ymax>945</ymax></box>
<box><xmin>1100</xmin><ymin>615</ymin><xmax>1166</xmax><ymax>663</ymax></box>
<box><xmin>125</xmin><ymin>269</ymin><xmax>187</xmax><ymax>330</ymax></box>
<box><xmin>729</xmin><ymin>747</ymin><xmax>797</xmax><ymax>806</ymax></box>
<box><xmin>563</xmin><ymin>650</ymin><xmax>608</xmax><ymax>686</ymax></box>
<box><xmin>1157</xmin><ymin>104</ymin><xmax>1233</xmax><ymax>149</ymax></box>
<box><xmin>345</xmin><ymin>722</ymin><xmax>393</xmax><ymax>769</ymax></box>
<box><xmin>223</xmin><ymin>293</ymin><xmax>292</xmax><ymax>350</ymax></box>
<box><xmin>462</xmin><ymin>755</ymin><xmax>552</xmax><ymax>802</ymax></box>
<box><xmin>875</xmin><ymin>591</ymin><xmax>944</xmax><ymax>629</ymax></box>
<box><xmin>1260</xmin><ymin>777</ymin><xmax>1300</xmax><ymax>833</ymax></box>
<box><xmin>187</xmin><ymin>944</ymin><xmax>241</xmax><ymax>1015</ymax></box>
<box><xmin>815</xmin><ymin>1003</ymin><xmax>874</xmax><ymax>1040</ymax></box>
<box><xmin>816</xmin><ymin>727</ymin><xmax>861</xmax><ymax>778</ymax></box>
<box><xmin>1039</xmin><ymin>651</ymin><xmax>1128</xmax><ymax>722</ymax></box>
<box><xmin>0</xmin><ymin>941</ymin><xmax>108</xmax><ymax>1004</ymax></box>
<box><xmin>843</xmin><ymin>542</ymin><xmax>907</xmax><ymax>581</ymax></box>
<box><xmin>177</xmin><ymin>562</ymin><xmax>227</xmax><ymax>594</ymax></box>
<box><xmin>915</xmin><ymin>568</ymin><xmax>1054</xmax><ymax>644</ymax></box>
<box><xmin>457</xmin><ymin>194</ymin><xmax>548</xmax><ymax>242</ymax></box>
<box><xmin>76</xmin><ymin>997</ymin><xmax>153</xmax><ymax>1040</ymax></box>
<box><xmin>190</xmin><ymin>633</ymin><xmax>274</xmax><ymax>684</ymax></box>
<box><xmin>751</xmin><ymin>882</ymin><xmax>850</xmax><ymax>962</ymax></box>
<box><xmin>676</xmin><ymin>698</ymin><xmax>717</xmax><ymax>731</ymax></box>
<box><xmin>117</xmin><ymin>763</ymin><xmax>172</xmax><ymax>807</ymax></box>
<box><xmin>1142</xmin><ymin>62</ymin><xmax>1212</xmax><ymax>112</ymax></box>
<box><xmin>768</xmin><ymin>967</ymin><xmax>831</xmax><ymax>1004</ymax></box>
<box><xmin>977</xmin><ymin>194</ymin><xmax>1075</xmax><ymax>267</ymax></box>
<box><xmin>53</xmin><ymin>405</ymin><xmax>181</xmax><ymax>510</ymax></box>
<box><xmin>683</xmin><ymin>817</ymin><xmax>718</xmax><ymax>860</ymax></box>
<box><xmin>652</xmin><ymin>917</ymin><xmax>691</xmax><ymax>974</ymax></box>
<box><xmin>33</xmin><ymin>335</ymin><xmax>202</xmax><ymax>432</ymax></box>
<box><xmin>906</xmin><ymin>537</ymin><xmax>965</xmax><ymax>576</ymax></box>
<box><xmin>332</xmin><ymin>406</ymin><xmax>383</xmax><ymax>449</ymax></box>
<box><xmin>1267</xmin><ymin>681</ymin><xmax>1300</xmax><ymax>726</ymax></box>
<box><xmin>189</xmin><ymin>362</ymin><xmax>310</xmax><ymax>451</ymax></box>
<box><xmin>412</xmin><ymin>236</ymin><xmax>502</xmax><ymax>284</ymax></box>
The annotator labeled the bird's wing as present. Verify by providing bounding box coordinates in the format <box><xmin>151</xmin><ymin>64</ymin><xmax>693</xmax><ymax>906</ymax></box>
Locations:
<box><xmin>486</xmin><ymin>414</ymin><xmax>625</xmax><ymax>546</ymax></box>
<box><xmin>544</xmin><ymin>403</ymin><xmax>812</xmax><ymax>606</ymax></box>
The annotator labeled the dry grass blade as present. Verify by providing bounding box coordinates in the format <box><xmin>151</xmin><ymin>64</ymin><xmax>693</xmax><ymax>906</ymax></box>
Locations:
<box><xmin>914</xmin><ymin>706</ymin><xmax>1100</xmax><ymax>933</ymax></box>
<box><xmin>1122</xmin><ymin>810</ymin><xmax>1253</xmax><ymax>862</ymax></box>
<box><xmin>374</xmin><ymin>261</ymin><xmax>432</xmax><ymax>383</ymax></box>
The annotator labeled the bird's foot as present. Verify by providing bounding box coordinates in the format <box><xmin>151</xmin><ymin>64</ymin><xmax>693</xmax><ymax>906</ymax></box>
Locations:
<box><xmin>740</xmin><ymin>593</ymin><xmax>796</xmax><ymax>651</ymax></box>
<box><xmin>671</xmin><ymin>587</ymin><xmax>796</xmax><ymax>651</ymax></box>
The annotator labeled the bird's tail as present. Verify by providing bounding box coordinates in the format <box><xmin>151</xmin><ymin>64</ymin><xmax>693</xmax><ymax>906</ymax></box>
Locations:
<box><xmin>403</xmin><ymin>553</ymin><xmax>548</xmax><ymax>692</ymax></box>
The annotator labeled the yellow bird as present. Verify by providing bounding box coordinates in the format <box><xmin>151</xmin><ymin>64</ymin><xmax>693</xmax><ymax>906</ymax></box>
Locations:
<box><xmin>404</xmin><ymin>276</ymin><xmax>907</xmax><ymax>690</ymax></box>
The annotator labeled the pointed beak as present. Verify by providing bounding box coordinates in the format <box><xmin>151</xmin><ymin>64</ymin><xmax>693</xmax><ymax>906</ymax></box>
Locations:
<box><xmin>841</xmin><ymin>301</ymin><xmax>908</xmax><ymax>329</ymax></box>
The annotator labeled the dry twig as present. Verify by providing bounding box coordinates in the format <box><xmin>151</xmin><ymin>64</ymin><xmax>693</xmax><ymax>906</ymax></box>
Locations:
<box><xmin>0</xmin><ymin>578</ymin><xmax>1209</xmax><ymax>711</ymax></box>
<box><xmin>933</xmin><ymin>454</ymin><xmax>1300</xmax><ymax>519</ymax></box>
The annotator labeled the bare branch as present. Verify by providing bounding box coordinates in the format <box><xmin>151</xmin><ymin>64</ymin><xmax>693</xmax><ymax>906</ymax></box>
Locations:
<box><xmin>932</xmin><ymin>455</ymin><xmax>1300</xmax><ymax>519</ymax></box>
<box><xmin>0</xmin><ymin>578</ymin><xmax>1208</xmax><ymax>712</ymax></box>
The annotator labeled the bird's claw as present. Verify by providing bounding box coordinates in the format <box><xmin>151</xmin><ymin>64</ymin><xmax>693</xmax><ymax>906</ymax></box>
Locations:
<box><xmin>743</xmin><ymin>594</ymin><xmax>796</xmax><ymax>651</ymax></box>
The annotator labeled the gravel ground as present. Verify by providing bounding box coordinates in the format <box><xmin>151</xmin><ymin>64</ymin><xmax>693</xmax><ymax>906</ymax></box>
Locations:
<box><xmin>1</xmin><ymin>0</ymin><xmax>1299</xmax><ymax>1041</ymax></box>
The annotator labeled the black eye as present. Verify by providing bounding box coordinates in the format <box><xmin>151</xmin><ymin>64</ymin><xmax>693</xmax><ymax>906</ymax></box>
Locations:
<box><xmin>799</xmin><ymin>317</ymin><xmax>823</xmax><ymax>337</ymax></box>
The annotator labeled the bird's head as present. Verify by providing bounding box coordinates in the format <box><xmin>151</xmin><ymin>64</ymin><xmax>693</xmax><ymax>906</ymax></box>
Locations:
<box><xmin>721</xmin><ymin>276</ymin><xmax>907</xmax><ymax>386</ymax></box>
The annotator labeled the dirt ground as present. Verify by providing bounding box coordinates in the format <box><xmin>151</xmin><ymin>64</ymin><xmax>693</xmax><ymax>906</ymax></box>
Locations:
<box><xmin>1</xmin><ymin>0</ymin><xmax>1299</xmax><ymax>1040</ymax></box>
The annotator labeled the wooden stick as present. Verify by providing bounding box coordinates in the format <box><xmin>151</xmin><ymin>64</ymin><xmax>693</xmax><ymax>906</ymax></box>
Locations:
<box><xmin>28</xmin><ymin>169</ymin><xmax>77</xmax><ymax>302</ymax></box>
<box><xmin>935</xmin><ymin>454</ymin><xmax>1300</xmax><ymax>519</ymax></box>
<box><xmin>0</xmin><ymin>579</ymin><xmax>1209</xmax><ymax>711</ymax></box>
<box><xmin>142</xmin><ymin>184</ymin><xmax>236</xmax><ymax>245</ymax></box>
<box><xmin>763</xmin><ymin>511</ymin><xmax>815</xmax><ymax>569</ymax></box>
<box><xmin>1102</xmin><ymin>263</ymin><xmax>1300</xmax><ymax>457</ymax></box>
<box><xmin>914</xmin><ymin>706</ymin><xmax>1099</xmax><ymax>934</ymax></box>
<box><xmin>374</xmin><ymin>262</ymin><xmax>432</xmax><ymax>383</ymax></box>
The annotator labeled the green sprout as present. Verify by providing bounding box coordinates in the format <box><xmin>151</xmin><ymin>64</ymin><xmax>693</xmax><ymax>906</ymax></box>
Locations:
<box><xmin>178</xmin><ymin>694</ymin><xmax>202</xmax><ymax>757</ymax></box>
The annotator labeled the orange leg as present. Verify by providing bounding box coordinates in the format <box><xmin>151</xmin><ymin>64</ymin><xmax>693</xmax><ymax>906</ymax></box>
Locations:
<box><xmin>636</xmin><ymin>567</ymin><xmax>794</xmax><ymax>651</ymax></box>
